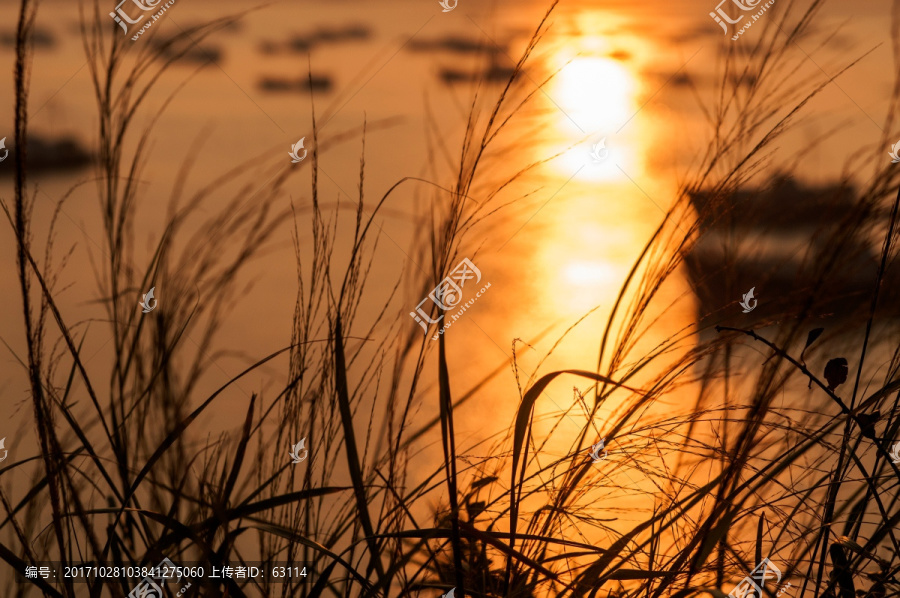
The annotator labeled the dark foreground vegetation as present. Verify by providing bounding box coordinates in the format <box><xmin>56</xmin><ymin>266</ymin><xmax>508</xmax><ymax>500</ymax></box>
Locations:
<box><xmin>2</xmin><ymin>0</ymin><xmax>900</xmax><ymax>596</ymax></box>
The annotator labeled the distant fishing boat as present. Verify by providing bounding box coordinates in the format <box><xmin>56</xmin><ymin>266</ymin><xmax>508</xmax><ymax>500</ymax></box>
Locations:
<box><xmin>683</xmin><ymin>175</ymin><xmax>900</xmax><ymax>327</ymax></box>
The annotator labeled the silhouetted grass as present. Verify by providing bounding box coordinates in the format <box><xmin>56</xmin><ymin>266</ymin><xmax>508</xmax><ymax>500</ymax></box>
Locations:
<box><xmin>3</xmin><ymin>0</ymin><xmax>900</xmax><ymax>597</ymax></box>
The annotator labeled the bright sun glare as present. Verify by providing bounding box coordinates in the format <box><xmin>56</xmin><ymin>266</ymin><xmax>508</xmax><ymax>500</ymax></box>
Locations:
<box><xmin>555</xmin><ymin>57</ymin><xmax>634</xmax><ymax>132</ymax></box>
<box><xmin>552</xmin><ymin>55</ymin><xmax>637</xmax><ymax>181</ymax></box>
<box><xmin>564</xmin><ymin>261</ymin><xmax>618</xmax><ymax>286</ymax></box>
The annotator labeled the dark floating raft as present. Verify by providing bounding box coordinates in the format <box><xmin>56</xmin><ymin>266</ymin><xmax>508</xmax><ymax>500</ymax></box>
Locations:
<box><xmin>683</xmin><ymin>175</ymin><xmax>900</xmax><ymax>328</ymax></box>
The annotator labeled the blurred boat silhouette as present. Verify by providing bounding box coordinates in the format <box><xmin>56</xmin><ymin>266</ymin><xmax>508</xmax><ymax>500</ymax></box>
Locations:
<box><xmin>149</xmin><ymin>37</ymin><xmax>222</xmax><ymax>64</ymax></box>
<box><xmin>439</xmin><ymin>64</ymin><xmax>518</xmax><ymax>84</ymax></box>
<box><xmin>0</xmin><ymin>27</ymin><xmax>55</xmax><ymax>49</ymax></box>
<box><xmin>259</xmin><ymin>24</ymin><xmax>371</xmax><ymax>54</ymax></box>
<box><xmin>409</xmin><ymin>34</ymin><xmax>515</xmax><ymax>85</ymax></box>
<box><xmin>0</xmin><ymin>134</ymin><xmax>92</xmax><ymax>176</ymax></box>
<box><xmin>426</xmin><ymin>32</ymin><xmax>517</xmax><ymax>86</ymax></box>
<box><xmin>683</xmin><ymin>175</ymin><xmax>900</xmax><ymax>327</ymax></box>
<box><xmin>408</xmin><ymin>35</ymin><xmax>504</xmax><ymax>55</ymax></box>
<box><xmin>258</xmin><ymin>74</ymin><xmax>333</xmax><ymax>93</ymax></box>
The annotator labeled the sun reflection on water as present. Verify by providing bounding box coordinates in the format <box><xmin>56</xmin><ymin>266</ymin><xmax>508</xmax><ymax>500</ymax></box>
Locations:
<box><xmin>526</xmin><ymin>28</ymin><xmax>649</xmax><ymax>320</ymax></box>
